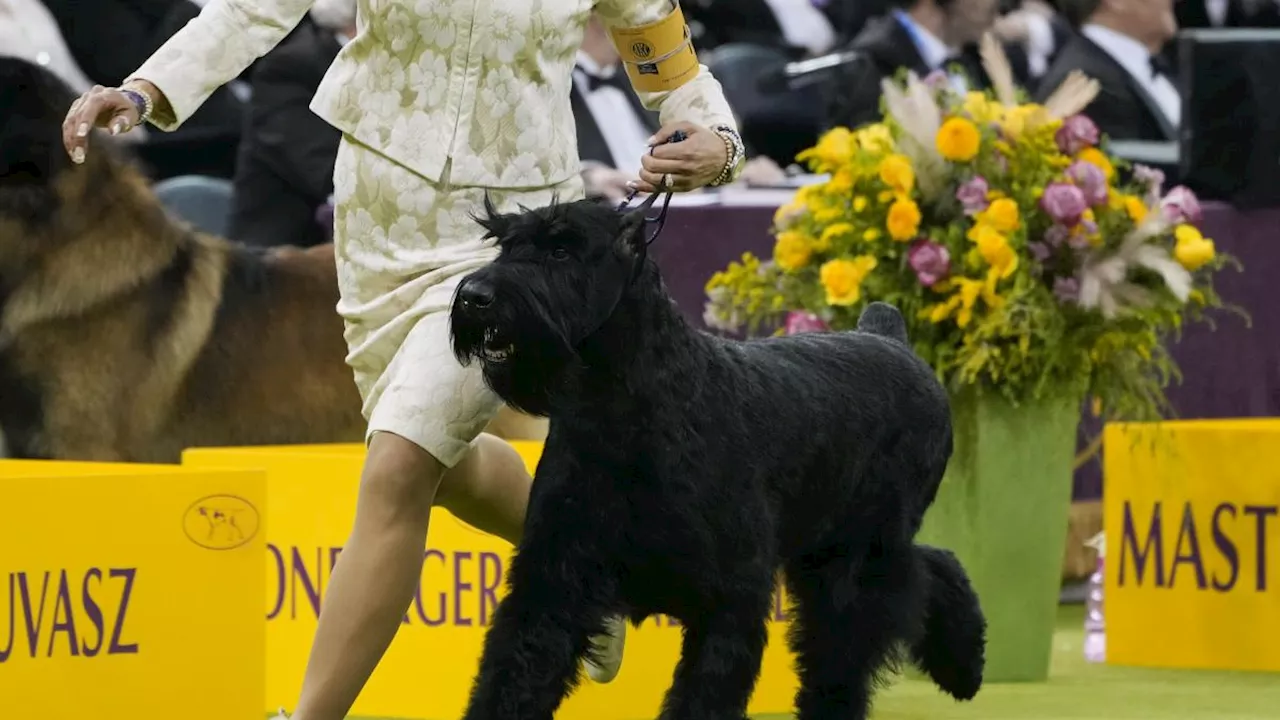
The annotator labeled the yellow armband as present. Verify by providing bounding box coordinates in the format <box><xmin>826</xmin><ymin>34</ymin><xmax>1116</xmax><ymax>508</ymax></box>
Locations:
<box><xmin>608</xmin><ymin>3</ymin><xmax>700</xmax><ymax>93</ymax></box>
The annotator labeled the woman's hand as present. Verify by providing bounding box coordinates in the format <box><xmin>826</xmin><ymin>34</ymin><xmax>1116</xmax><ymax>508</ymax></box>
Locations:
<box><xmin>61</xmin><ymin>81</ymin><xmax>160</xmax><ymax>164</ymax></box>
<box><xmin>632</xmin><ymin>122</ymin><xmax>728</xmax><ymax>193</ymax></box>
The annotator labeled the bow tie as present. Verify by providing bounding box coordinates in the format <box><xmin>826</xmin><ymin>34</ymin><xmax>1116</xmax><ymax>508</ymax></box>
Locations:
<box><xmin>579</xmin><ymin>67</ymin><xmax>629</xmax><ymax>93</ymax></box>
<box><xmin>1150</xmin><ymin>53</ymin><xmax>1172</xmax><ymax>81</ymax></box>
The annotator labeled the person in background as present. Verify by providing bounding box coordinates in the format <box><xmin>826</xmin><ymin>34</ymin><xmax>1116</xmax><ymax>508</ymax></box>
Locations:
<box><xmin>993</xmin><ymin>0</ymin><xmax>1073</xmax><ymax>83</ymax></box>
<box><xmin>1</xmin><ymin>0</ymin><xmax>95</xmax><ymax>94</ymax></box>
<box><xmin>573</xmin><ymin>14</ymin><xmax>659</xmax><ymax>203</ymax></box>
<box><xmin>228</xmin><ymin>0</ymin><xmax>350</xmax><ymax>248</ymax></box>
<box><xmin>1037</xmin><ymin>0</ymin><xmax>1179</xmax><ymax>142</ymax></box>
<box><xmin>1178</xmin><ymin>0</ymin><xmax>1280</xmax><ymax>28</ymax></box>
<box><xmin>823</xmin><ymin>0</ymin><xmax>1004</xmax><ymax>131</ymax></box>
<box><xmin>685</xmin><ymin>0</ymin><xmax>837</xmax><ymax>56</ymax></box>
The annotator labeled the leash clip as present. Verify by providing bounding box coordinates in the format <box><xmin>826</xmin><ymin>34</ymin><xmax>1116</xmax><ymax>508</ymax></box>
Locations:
<box><xmin>615</xmin><ymin>129</ymin><xmax>686</xmax><ymax>246</ymax></box>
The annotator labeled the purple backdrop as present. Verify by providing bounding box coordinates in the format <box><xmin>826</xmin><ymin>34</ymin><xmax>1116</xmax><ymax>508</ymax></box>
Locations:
<box><xmin>648</xmin><ymin>200</ymin><xmax>1278</xmax><ymax>501</ymax></box>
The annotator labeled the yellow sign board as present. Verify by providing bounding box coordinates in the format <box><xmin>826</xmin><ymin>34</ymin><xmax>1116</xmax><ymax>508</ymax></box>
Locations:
<box><xmin>1104</xmin><ymin>419</ymin><xmax>1280</xmax><ymax>672</ymax></box>
<box><xmin>183</xmin><ymin>443</ymin><xmax>800</xmax><ymax>719</ymax></box>
<box><xmin>0</xmin><ymin>460</ymin><xmax>266</xmax><ymax>719</ymax></box>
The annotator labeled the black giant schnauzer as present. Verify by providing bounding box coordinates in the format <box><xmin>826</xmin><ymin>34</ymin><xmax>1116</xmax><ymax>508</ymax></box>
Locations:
<box><xmin>450</xmin><ymin>195</ymin><xmax>986</xmax><ymax>720</ymax></box>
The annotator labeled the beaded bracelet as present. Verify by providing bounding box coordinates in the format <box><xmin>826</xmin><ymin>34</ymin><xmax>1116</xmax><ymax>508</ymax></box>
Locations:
<box><xmin>708</xmin><ymin>126</ymin><xmax>745</xmax><ymax>187</ymax></box>
<box><xmin>120</xmin><ymin>86</ymin><xmax>154</xmax><ymax>124</ymax></box>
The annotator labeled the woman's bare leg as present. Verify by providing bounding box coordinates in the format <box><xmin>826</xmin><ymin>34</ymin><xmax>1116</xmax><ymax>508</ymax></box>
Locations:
<box><xmin>290</xmin><ymin>432</ymin><xmax>444</xmax><ymax>720</ymax></box>
<box><xmin>289</xmin><ymin>432</ymin><xmax>622</xmax><ymax>720</ymax></box>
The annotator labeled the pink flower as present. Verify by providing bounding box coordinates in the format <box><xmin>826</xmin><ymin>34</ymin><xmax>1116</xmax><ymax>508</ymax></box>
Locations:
<box><xmin>784</xmin><ymin>311</ymin><xmax>829</xmax><ymax>335</ymax></box>
<box><xmin>1161</xmin><ymin>185</ymin><xmax>1203</xmax><ymax>226</ymax></box>
<box><xmin>1040</xmin><ymin>183</ymin><xmax>1088</xmax><ymax>227</ymax></box>
<box><xmin>1133</xmin><ymin>164</ymin><xmax>1166</xmax><ymax>203</ymax></box>
<box><xmin>923</xmin><ymin>69</ymin><xmax>949</xmax><ymax>91</ymax></box>
<box><xmin>1055</xmin><ymin>115</ymin><xmax>1100</xmax><ymax>155</ymax></box>
<box><xmin>1066</xmin><ymin>160</ymin><xmax>1108</xmax><ymax>206</ymax></box>
<box><xmin>908</xmin><ymin>239</ymin><xmax>952</xmax><ymax>287</ymax></box>
<box><xmin>956</xmin><ymin>176</ymin><xmax>990</xmax><ymax>215</ymax></box>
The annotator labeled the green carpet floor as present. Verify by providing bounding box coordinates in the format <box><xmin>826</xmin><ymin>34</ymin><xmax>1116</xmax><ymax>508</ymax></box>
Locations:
<box><xmin>337</xmin><ymin>605</ymin><xmax>1278</xmax><ymax>720</ymax></box>
<box><xmin>763</xmin><ymin>605</ymin><xmax>1280</xmax><ymax>720</ymax></box>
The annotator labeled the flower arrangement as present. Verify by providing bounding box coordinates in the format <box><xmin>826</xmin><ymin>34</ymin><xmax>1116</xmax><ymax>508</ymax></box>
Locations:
<box><xmin>705</xmin><ymin>37</ymin><xmax>1232</xmax><ymax>422</ymax></box>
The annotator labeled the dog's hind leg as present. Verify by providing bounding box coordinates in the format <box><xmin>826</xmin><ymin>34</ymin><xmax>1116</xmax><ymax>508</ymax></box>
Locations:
<box><xmin>657</xmin><ymin>584</ymin><xmax>772</xmax><ymax>720</ymax></box>
<box><xmin>907</xmin><ymin>544</ymin><xmax>985</xmax><ymax>700</ymax></box>
<box><xmin>784</xmin><ymin>543</ymin><xmax>924</xmax><ymax>720</ymax></box>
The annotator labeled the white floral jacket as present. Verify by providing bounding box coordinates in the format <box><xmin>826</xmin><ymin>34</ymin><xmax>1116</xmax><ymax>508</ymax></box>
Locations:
<box><xmin>131</xmin><ymin>0</ymin><xmax>737</xmax><ymax>188</ymax></box>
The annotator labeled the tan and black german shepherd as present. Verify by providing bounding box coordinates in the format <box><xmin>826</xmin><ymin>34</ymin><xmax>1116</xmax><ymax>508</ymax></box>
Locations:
<box><xmin>0</xmin><ymin>57</ymin><xmax>542</xmax><ymax>462</ymax></box>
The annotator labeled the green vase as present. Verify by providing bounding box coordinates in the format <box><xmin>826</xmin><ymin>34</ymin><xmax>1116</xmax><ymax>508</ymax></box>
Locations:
<box><xmin>915</xmin><ymin>389</ymin><xmax>1081</xmax><ymax>682</ymax></box>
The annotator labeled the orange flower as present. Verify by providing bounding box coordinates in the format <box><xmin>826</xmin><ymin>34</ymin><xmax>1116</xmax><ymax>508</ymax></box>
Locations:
<box><xmin>886</xmin><ymin>198</ymin><xmax>922</xmax><ymax>241</ymax></box>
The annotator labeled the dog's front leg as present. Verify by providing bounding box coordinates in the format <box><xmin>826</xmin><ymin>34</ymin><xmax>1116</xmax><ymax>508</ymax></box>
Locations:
<box><xmin>658</xmin><ymin>590</ymin><xmax>773</xmax><ymax>720</ymax></box>
<box><xmin>460</xmin><ymin>516</ymin><xmax>613</xmax><ymax>720</ymax></box>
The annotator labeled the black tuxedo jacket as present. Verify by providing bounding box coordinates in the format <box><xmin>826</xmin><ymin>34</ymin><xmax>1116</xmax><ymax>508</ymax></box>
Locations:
<box><xmin>228</xmin><ymin>22</ymin><xmax>343</xmax><ymax>248</ymax></box>
<box><xmin>569</xmin><ymin>71</ymin><xmax>660</xmax><ymax>169</ymax></box>
<box><xmin>1034</xmin><ymin>35</ymin><xmax>1177</xmax><ymax>142</ymax></box>
<box><xmin>823</xmin><ymin>16</ymin><xmax>1025</xmax><ymax>131</ymax></box>
<box><xmin>1178</xmin><ymin>0</ymin><xmax>1280</xmax><ymax>28</ymax></box>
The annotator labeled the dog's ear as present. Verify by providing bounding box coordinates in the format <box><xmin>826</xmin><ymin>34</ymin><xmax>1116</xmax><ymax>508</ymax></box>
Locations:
<box><xmin>0</xmin><ymin>58</ymin><xmax>73</xmax><ymax>190</ymax></box>
<box><xmin>472</xmin><ymin>191</ymin><xmax>513</xmax><ymax>240</ymax></box>
<box><xmin>616</xmin><ymin>191</ymin><xmax>661</xmax><ymax>256</ymax></box>
<box><xmin>616</xmin><ymin>206</ymin><xmax>648</xmax><ymax>257</ymax></box>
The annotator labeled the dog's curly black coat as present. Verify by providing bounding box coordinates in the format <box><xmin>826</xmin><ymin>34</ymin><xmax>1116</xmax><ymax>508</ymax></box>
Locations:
<box><xmin>450</xmin><ymin>196</ymin><xmax>986</xmax><ymax>720</ymax></box>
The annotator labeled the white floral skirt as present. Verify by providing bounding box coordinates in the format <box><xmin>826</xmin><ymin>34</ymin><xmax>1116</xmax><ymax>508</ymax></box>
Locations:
<box><xmin>332</xmin><ymin>135</ymin><xmax>583</xmax><ymax>467</ymax></box>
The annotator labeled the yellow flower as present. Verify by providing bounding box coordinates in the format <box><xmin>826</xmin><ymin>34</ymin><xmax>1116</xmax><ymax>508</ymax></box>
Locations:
<box><xmin>886</xmin><ymin>197</ymin><xmax>922</xmax><ymax>241</ymax></box>
<box><xmin>826</xmin><ymin>168</ymin><xmax>854</xmax><ymax>195</ymax></box>
<box><xmin>798</xmin><ymin>127</ymin><xmax>856</xmax><ymax>171</ymax></box>
<box><xmin>924</xmin><ymin>277</ymin><xmax>988</xmax><ymax>328</ymax></box>
<box><xmin>853</xmin><ymin>196</ymin><xmax>869</xmax><ymax>212</ymax></box>
<box><xmin>820</xmin><ymin>256</ymin><xmax>878</xmax><ymax>306</ymax></box>
<box><xmin>814</xmin><ymin>207</ymin><xmax>845</xmax><ymax>224</ymax></box>
<box><xmin>1077</xmin><ymin>147</ymin><xmax>1115</xmax><ymax>182</ymax></box>
<box><xmin>856</xmin><ymin>124</ymin><xmax>895</xmax><ymax>154</ymax></box>
<box><xmin>936</xmin><ymin>117</ymin><xmax>981</xmax><ymax>162</ymax></box>
<box><xmin>863</xmin><ymin>228</ymin><xmax>882</xmax><ymax>241</ymax></box>
<box><xmin>817</xmin><ymin>222</ymin><xmax>855</xmax><ymax>251</ymax></box>
<box><xmin>877</xmin><ymin>154</ymin><xmax>916</xmax><ymax>194</ymax></box>
<box><xmin>1123</xmin><ymin>195</ymin><xmax>1149</xmax><ymax>224</ymax></box>
<box><xmin>877</xmin><ymin>190</ymin><xmax>895</xmax><ymax>203</ymax></box>
<box><xmin>971</xmin><ymin>225</ymin><xmax>1019</xmax><ymax>279</ymax></box>
<box><xmin>963</xmin><ymin>92</ymin><xmax>1004</xmax><ymax>124</ymax></box>
<box><xmin>1174</xmin><ymin>224</ymin><xmax>1216</xmax><ymax>271</ymax></box>
<box><xmin>773</xmin><ymin>231</ymin><xmax>813</xmax><ymax>271</ymax></box>
<box><xmin>1000</xmin><ymin>104</ymin><xmax>1052</xmax><ymax>141</ymax></box>
<box><xmin>977</xmin><ymin>198</ymin><xmax>1021</xmax><ymax>233</ymax></box>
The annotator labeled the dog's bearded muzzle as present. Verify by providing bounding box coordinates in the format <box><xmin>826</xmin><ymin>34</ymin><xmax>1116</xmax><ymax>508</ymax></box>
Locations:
<box><xmin>450</xmin><ymin>271</ymin><xmax>574</xmax><ymax>370</ymax></box>
<box><xmin>451</xmin><ymin>275</ymin><xmax>514</xmax><ymax>366</ymax></box>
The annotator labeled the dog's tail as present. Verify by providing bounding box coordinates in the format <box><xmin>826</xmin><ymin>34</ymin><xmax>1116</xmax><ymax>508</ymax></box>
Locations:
<box><xmin>856</xmin><ymin>301</ymin><xmax>908</xmax><ymax>344</ymax></box>
<box><xmin>909</xmin><ymin>545</ymin><xmax>986</xmax><ymax>701</ymax></box>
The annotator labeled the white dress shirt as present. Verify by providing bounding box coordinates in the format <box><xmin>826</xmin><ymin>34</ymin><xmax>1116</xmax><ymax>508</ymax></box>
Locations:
<box><xmin>760</xmin><ymin>0</ymin><xmax>836</xmax><ymax>55</ymax></box>
<box><xmin>1206</xmin><ymin>0</ymin><xmax>1230</xmax><ymax>26</ymax></box>
<box><xmin>1082</xmin><ymin>24</ymin><xmax>1181</xmax><ymax>130</ymax></box>
<box><xmin>572</xmin><ymin>51</ymin><xmax>653</xmax><ymax>179</ymax></box>
<box><xmin>894</xmin><ymin>11</ymin><xmax>968</xmax><ymax>94</ymax></box>
<box><xmin>0</xmin><ymin>0</ymin><xmax>95</xmax><ymax>93</ymax></box>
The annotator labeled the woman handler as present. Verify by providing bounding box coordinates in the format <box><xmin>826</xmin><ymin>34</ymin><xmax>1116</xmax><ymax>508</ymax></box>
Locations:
<box><xmin>61</xmin><ymin>1</ymin><xmax>744</xmax><ymax>719</ymax></box>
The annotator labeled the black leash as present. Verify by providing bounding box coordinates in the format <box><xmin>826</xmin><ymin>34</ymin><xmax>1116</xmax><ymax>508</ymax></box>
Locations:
<box><xmin>615</xmin><ymin>129</ymin><xmax>685</xmax><ymax>246</ymax></box>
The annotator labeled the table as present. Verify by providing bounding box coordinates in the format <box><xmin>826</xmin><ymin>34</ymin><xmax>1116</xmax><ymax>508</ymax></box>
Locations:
<box><xmin>649</xmin><ymin>194</ymin><xmax>1280</xmax><ymax>501</ymax></box>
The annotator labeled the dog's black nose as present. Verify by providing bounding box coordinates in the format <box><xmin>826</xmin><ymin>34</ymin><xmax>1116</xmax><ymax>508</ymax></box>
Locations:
<box><xmin>459</xmin><ymin>279</ymin><xmax>496</xmax><ymax>308</ymax></box>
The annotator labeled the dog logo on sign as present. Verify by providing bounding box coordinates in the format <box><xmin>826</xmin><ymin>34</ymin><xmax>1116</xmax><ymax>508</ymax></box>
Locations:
<box><xmin>182</xmin><ymin>494</ymin><xmax>261</xmax><ymax>550</ymax></box>
<box><xmin>631</xmin><ymin>42</ymin><xmax>653</xmax><ymax>60</ymax></box>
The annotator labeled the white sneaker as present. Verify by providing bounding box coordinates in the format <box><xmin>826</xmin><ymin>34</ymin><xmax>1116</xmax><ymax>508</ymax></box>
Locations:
<box><xmin>584</xmin><ymin>615</ymin><xmax>626</xmax><ymax>683</ymax></box>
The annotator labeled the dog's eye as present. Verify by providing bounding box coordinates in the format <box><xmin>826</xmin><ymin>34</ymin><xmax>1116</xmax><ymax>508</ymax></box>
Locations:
<box><xmin>550</xmin><ymin>247</ymin><xmax>570</xmax><ymax>261</ymax></box>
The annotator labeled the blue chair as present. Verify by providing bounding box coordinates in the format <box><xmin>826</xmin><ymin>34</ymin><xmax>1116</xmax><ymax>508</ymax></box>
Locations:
<box><xmin>152</xmin><ymin>175</ymin><xmax>235</xmax><ymax>236</ymax></box>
